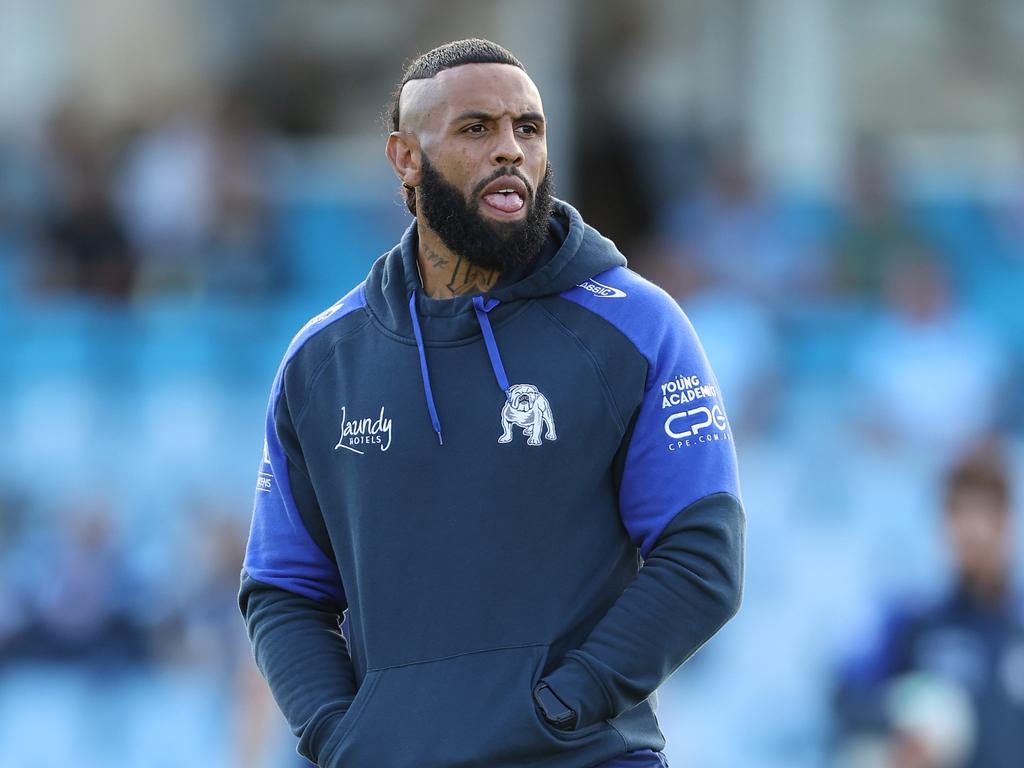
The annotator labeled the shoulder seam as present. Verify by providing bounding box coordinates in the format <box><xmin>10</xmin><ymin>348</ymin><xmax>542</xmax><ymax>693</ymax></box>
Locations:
<box><xmin>291</xmin><ymin>312</ymin><xmax>374</xmax><ymax>426</ymax></box>
<box><xmin>552</xmin><ymin>292</ymin><xmax>655</xmax><ymax>390</ymax></box>
<box><xmin>273</xmin><ymin>283</ymin><xmax>368</xmax><ymax>418</ymax></box>
<box><xmin>560</xmin><ymin>271</ymin><xmax>687</xmax><ymax>393</ymax></box>
<box><xmin>289</xmin><ymin>283</ymin><xmax>368</xmax><ymax>359</ymax></box>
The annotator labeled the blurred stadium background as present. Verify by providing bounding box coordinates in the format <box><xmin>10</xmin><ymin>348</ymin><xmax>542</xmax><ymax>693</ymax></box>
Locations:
<box><xmin>1</xmin><ymin>1</ymin><xmax>1023</xmax><ymax>766</ymax></box>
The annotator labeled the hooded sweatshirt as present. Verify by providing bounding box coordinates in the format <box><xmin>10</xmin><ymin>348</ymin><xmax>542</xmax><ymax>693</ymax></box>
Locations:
<box><xmin>239</xmin><ymin>198</ymin><xmax>745</xmax><ymax>768</ymax></box>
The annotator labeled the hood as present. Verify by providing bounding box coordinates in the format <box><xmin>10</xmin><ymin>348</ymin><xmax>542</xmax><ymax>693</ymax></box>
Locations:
<box><xmin>362</xmin><ymin>197</ymin><xmax>627</xmax><ymax>343</ymax></box>
<box><xmin>361</xmin><ymin>197</ymin><xmax>626</xmax><ymax>446</ymax></box>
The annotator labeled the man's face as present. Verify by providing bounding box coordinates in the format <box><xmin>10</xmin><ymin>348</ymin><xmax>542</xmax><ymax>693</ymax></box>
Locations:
<box><xmin>416</xmin><ymin>150</ymin><xmax>553</xmax><ymax>273</ymax></box>
<box><xmin>389</xmin><ymin>63</ymin><xmax>554</xmax><ymax>270</ymax></box>
<box><xmin>946</xmin><ymin>488</ymin><xmax>1011</xmax><ymax>588</ymax></box>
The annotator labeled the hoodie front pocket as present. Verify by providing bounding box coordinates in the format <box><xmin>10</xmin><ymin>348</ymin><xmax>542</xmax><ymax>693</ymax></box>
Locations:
<box><xmin>326</xmin><ymin>643</ymin><xmax>617</xmax><ymax>768</ymax></box>
<box><xmin>317</xmin><ymin>669</ymin><xmax>382</xmax><ymax>765</ymax></box>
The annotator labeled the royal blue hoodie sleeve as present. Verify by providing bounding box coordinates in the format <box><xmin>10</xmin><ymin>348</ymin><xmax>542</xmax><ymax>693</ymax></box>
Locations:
<box><xmin>547</xmin><ymin>270</ymin><xmax>746</xmax><ymax>730</ymax></box>
<box><xmin>238</xmin><ymin>352</ymin><xmax>358</xmax><ymax>766</ymax></box>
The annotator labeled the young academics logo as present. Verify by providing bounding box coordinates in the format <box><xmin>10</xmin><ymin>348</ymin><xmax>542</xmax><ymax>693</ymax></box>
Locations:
<box><xmin>334</xmin><ymin>405</ymin><xmax>393</xmax><ymax>455</ymax></box>
<box><xmin>498</xmin><ymin>384</ymin><xmax>557</xmax><ymax>446</ymax></box>
<box><xmin>659</xmin><ymin>373</ymin><xmax>731</xmax><ymax>451</ymax></box>
<box><xmin>576</xmin><ymin>278</ymin><xmax>626</xmax><ymax>298</ymax></box>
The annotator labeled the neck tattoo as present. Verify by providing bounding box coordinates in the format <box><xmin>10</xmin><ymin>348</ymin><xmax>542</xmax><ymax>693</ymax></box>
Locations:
<box><xmin>419</xmin><ymin>244</ymin><xmax>498</xmax><ymax>298</ymax></box>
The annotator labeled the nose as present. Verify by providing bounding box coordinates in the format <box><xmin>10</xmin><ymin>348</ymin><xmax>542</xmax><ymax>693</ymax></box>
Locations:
<box><xmin>490</xmin><ymin>118</ymin><xmax>524</xmax><ymax>167</ymax></box>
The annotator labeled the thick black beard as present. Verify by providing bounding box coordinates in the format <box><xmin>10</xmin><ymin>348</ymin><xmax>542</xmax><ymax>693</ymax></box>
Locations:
<box><xmin>416</xmin><ymin>154</ymin><xmax>554</xmax><ymax>273</ymax></box>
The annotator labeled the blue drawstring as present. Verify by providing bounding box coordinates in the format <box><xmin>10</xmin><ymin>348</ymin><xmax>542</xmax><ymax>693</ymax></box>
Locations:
<box><xmin>471</xmin><ymin>295</ymin><xmax>510</xmax><ymax>392</ymax></box>
<box><xmin>408</xmin><ymin>290</ymin><xmax>513</xmax><ymax>447</ymax></box>
<box><xmin>409</xmin><ymin>290</ymin><xmax>444</xmax><ymax>445</ymax></box>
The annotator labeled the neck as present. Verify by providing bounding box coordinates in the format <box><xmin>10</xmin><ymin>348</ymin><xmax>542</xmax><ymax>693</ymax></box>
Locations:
<box><xmin>415</xmin><ymin>220</ymin><xmax>500</xmax><ymax>299</ymax></box>
<box><xmin>961</xmin><ymin>571</ymin><xmax>1009</xmax><ymax>609</ymax></box>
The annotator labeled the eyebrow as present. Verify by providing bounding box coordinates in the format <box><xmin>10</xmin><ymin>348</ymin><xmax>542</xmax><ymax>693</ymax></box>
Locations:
<box><xmin>453</xmin><ymin>110</ymin><xmax>545</xmax><ymax>125</ymax></box>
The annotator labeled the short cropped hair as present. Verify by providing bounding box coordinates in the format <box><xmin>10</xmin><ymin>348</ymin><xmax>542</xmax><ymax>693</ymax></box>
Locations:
<box><xmin>384</xmin><ymin>38</ymin><xmax>525</xmax><ymax>214</ymax></box>
<box><xmin>385</xmin><ymin>38</ymin><xmax>525</xmax><ymax>133</ymax></box>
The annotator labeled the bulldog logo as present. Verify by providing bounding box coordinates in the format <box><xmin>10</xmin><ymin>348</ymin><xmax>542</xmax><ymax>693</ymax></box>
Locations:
<box><xmin>498</xmin><ymin>384</ymin><xmax>557</xmax><ymax>446</ymax></box>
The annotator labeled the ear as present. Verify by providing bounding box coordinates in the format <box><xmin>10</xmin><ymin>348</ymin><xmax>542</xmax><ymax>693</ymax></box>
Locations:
<box><xmin>386</xmin><ymin>131</ymin><xmax>421</xmax><ymax>188</ymax></box>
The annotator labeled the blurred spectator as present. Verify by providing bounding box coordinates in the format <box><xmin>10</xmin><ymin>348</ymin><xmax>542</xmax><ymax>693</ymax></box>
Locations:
<box><xmin>833</xmin><ymin>439</ymin><xmax>1024</xmax><ymax>768</ymax></box>
<box><xmin>0</xmin><ymin>492</ymin><xmax>31</xmax><ymax>660</ymax></box>
<box><xmin>173</xmin><ymin>507</ymin><xmax>249</xmax><ymax>675</ymax></box>
<box><xmin>135</xmin><ymin>499</ymin><xmax>245</xmax><ymax>672</ymax></box>
<box><xmin>849</xmin><ymin>255</ymin><xmax>1009</xmax><ymax>455</ymax></box>
<box><xmin>574</xmin><ymin>122</ymin><xmax>656</xmax><ymax>264</ymax></box>
<box><xmin>655</xmin><ymin>135</ymin><xmax>804</xmax><ymax>307</ymax></box>
<box><xmin>830</xmin><ymin>139</ymin><xmax>924</xmax><ymax>302</ymax></box>
<box><xmin>201</xmin><ymin>91</ymin><xmax>283</xmax><ymax>299</ymax></box>
<box><xmin>240</xmin><ymin>45</ymin><xmax>342</xmax><ymax>137</ymax></box>
<box><xmin>6</xmin><ymin>502</ymin><xmax>149</xmax><ymax>666</ymax></box>
<box><xmin>34</xmin><ymin>102</ymin><xmax>137</xmax><ymax>300</ymax></box>
<box><xmin>115</xmin><ymin>91</ymin><xmax>280</xmax><ymax>299</ymax></box>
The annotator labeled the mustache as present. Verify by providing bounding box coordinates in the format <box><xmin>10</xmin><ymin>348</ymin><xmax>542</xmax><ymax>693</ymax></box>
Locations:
<box><xmin>470</xmin><ymin>167</ymin><xmax>534</xmax><ymax>200</ymax></box>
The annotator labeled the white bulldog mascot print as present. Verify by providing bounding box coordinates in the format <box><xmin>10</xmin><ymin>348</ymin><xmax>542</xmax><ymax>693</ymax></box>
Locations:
<box><xmin>498</xmin><ymin>384</ymin><xmax>557</xmax><ymax>446</ymax></box>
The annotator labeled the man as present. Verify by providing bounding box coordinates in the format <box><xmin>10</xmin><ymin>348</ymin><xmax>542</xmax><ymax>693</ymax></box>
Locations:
<box><xmin>239</xmin><ymin>38</ymin><xmax>744</xmax><ymax>768</ymax></box>
<box><xmin>833</xmin><ymin>440</ymin><xmax>1024</xmax><ymax>767</ymax></box>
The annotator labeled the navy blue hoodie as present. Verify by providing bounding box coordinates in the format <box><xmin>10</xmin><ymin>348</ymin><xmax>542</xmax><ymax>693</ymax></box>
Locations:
<box><xmin>239</xmin><ymin>199</ymin><xmax>745</xmax><ymax>768</ymax></box>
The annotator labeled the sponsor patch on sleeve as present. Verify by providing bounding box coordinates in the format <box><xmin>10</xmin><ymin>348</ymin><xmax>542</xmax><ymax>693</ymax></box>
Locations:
<box><xmin>659</xmin><ymin>373</ymin><xmax>732</xmax><ymax>452</ymax></box>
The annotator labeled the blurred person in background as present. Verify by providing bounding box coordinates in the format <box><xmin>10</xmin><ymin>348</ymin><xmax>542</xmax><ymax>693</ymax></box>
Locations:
<box><xmin>33</xmin><ymin>102</ymin><xmax>137</xmax><ymax>300</ymax></box>
<box><xmin>0</xmin><ymin>491</ymin><xmax>32</xmax><ymax>663</ymax></box>
<box><xmin>238</xmin><ymin>38</ymin><xmax>744</xmax><ymax>768</ymax></box>
<box><xmin>171</xmin><ymin>507</ymin><xmax>251</xmax><ymax>675</ymax></box>
<box><xmin>654</xmin><ymin>134</ymin><xmax>803</xmax><ymax>309</ymax></box>
<box><xmin>849</xmin><ymin>254</ymin><xmax>1009</xmax><ymax>457</ymax></box>
<box><xmin>115</xmin><ymin>89</ymin><xmax>280</xmax><ymax>300</ymax></box>
<box><xmin>1</xmin><ymin>499</ymin><xmax>148</xmax><ymax>666</ymax></box>
<box><xmin>830</xmin><ymin>138</ymin><xmax>925</xmax><ymax>304</ymax></box>
<box><xmin>833</xmin><ymin>438</ymin><xmax>1024</xmax><ymax>768</ymax></box>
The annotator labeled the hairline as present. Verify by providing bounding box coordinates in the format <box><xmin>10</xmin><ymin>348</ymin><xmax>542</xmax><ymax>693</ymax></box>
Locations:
<box><xmin>390</xmin><ymin>61</ymin><xmax>529</xmax><ymax>134</ymax></box>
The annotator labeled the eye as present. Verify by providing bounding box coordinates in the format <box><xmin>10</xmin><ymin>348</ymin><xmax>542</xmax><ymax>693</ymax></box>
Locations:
<box><xmin>463</xmin><ymin>124</ymin><xmax>487</xmax><ymax>134</ymax></box>
<box><xmin>516</xmin><ymin>124</ymin><xmax>539</xmax><ymax>136</ymax></box>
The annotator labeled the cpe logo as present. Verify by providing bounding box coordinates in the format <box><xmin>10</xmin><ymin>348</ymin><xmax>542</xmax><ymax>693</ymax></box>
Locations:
<box><xmin>576</xmin><ymin>279</ymin><xmax>626</xmax><ymax>298</ymax></box>
<box><xmin>664</xmin><ymin>405</ymin><xmax>729</xmax><ymax>446</ymax></box>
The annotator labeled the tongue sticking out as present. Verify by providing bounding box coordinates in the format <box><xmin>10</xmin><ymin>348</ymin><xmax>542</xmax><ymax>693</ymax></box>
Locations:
<box><xmin>483</xmin><ymin>192</ymin><xmax>524</xmax><ymax>213</ymax></box>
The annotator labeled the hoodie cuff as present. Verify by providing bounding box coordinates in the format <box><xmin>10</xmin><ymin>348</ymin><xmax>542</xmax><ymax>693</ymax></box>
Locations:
<box><xmin>540</xmin><ymin>652</ymin><xmax>611</xmax><ymax>730</ymax></box>
<box><xmin>297</xmin><ymin>709</ymin><xmax>345</xmax><ymax>767</ymax></box>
